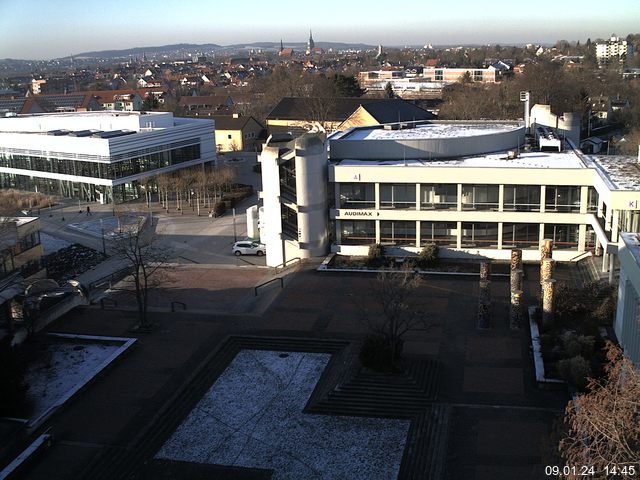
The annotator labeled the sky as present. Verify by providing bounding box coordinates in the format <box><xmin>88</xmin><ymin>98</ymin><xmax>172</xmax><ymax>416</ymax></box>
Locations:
<box><xmin>1</xmin><ymin>0</ymin><xmax>639</xmax><ymax>60</ymax></box>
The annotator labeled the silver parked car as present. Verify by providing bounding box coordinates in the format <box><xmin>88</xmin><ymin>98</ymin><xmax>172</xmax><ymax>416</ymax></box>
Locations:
<box><xmin>232</xmin><ymin>241</ymin><xmax>266</xmax><ymax>256</ymax></box>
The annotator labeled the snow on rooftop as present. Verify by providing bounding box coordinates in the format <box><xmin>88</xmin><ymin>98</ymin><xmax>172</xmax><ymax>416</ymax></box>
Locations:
<box><xmin>156</xmin><ymin>350</ymin><xmax>409</xmax><ymax>480</ymax></box>
<box><xmin>337</xmin><ymin>149</ymin><xmax>587</xmax><ymax>169</ymax></box>
<box><xmin>588</xmin><ymin>155</ymin><xmax>640</xmax><ymax>191</ymax></box>
<box><xmin>343</xmin><ymin>122</ymin><xmax>522</xmax><ymax>141</ymax></box>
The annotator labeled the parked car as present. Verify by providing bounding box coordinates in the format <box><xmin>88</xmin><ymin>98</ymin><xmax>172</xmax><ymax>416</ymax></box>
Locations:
<box><xmin>232</xmin><ymin>241</ymin><xmax>265</xmax><ymax>256</ymax></box>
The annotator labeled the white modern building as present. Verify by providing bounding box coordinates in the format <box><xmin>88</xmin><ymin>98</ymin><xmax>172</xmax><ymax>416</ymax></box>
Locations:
<box><xmin>0</xmin><ymin>111</ymin><xmax>216</xmax><ymax>203</ymax></box>
<box><xmin>614</xmin><ymin>232</ymin><xmax>640</xmax><ymax>365</ymax></box>
<box><xmin>258</xmin><ymin>118</ymin><xmax>640</xmax><ymax>268</ymax></box>
<box><xmin>596</xmin><ymin>35</ymin><xmax>634</xmax><ymax>66</ymax></box>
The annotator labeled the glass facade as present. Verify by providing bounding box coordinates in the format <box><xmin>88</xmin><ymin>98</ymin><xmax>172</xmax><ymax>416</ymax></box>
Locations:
<box><xmin>420</xmin><ymin>184</ymin><xmax>457</xmax><ymax>209</ymax></box>
<box><xmin>461</xmin><ymin>223</ymin><xmax>499</xmax><ymax>248</ymax></box>
<box><xmin>380</xmin><ymin>221</ymin><xmax>416</xmax><ymax>246</ymax></box>
<box><xmin>544</xmin><ymin>224</ymin><xmax>579</xmax><ymax>249</ymax></box>
<box><xmin>545</xmin><ymin>186</ymin><xmax>581</xmax><ymax>212</ymax></box>
<box><xmin>502</xmin><ymin>223</ymin><xmax>540</xmax><ymax>248</ymax></box>
<box><xmin>461</xmin><ymin>185</ymin><xmax>499</xmax><ymax>210</ymax></box>
<box><xmin>340</xmin><ymin>220</ymin><xmax>376</xmax><ymax>245</ymax></box>
<box><xmin>380</xmin><ymin>184</ymin><xmax>415</xmax><ymax>209</ymax></box>
<box><xmin>420</xmin><ymin>221</ymin><xmax>457</xmax><ymax>246</ymax></box>
<box><xmin>340</xmin><ymin>183</ymin><xmax>375</xmax><ymax>209</ymax></box>
<box><xmin>0</xmin><ymin>143</ymin><xmax>200</xmax><ymax>181</ymax></box>
<box><xmin>503</xmin><ymin>185</ymin><xmax>541</xmax><ymax>211</ymax></box>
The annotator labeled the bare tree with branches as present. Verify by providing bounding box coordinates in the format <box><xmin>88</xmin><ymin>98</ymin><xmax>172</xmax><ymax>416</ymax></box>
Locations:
<box><xmin>559</xmin><ymin>342</ymin><xmax>640</xmax><ymax>479</ymax></box>
<box><xmin>357</xmin><ymin>272</ymin><xmax>432</xmax><ymax>370</ymax></box>
<box><xmin>111</xmin><ymin>213</ymin><xmax>171</xmax><ymax>329</ymax></box>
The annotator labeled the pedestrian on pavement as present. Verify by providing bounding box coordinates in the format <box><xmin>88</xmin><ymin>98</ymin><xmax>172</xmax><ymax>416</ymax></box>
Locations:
<box><xmin>86</xmin><ymin>205</ymin><xmax>92</xmax><ymax>216</ymax></box>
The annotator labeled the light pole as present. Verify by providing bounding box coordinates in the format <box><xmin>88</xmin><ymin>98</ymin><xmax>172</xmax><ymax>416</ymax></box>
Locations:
<box><xmin>100</xmin><ymin>218</ymin><xmax>106</xmax><ymax>255</ymax></box>
<box><xmin>232</xmin><ymin>207</ymin><xmax>237</xmax><ymax>242</ymax></box>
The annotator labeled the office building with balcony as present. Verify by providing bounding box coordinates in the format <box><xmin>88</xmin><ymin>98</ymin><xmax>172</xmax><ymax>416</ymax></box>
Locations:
<box><xmin>258</xmin><ymin>119</ymin><xmax>640</xmax><ymax>269</ymax></box>
<box><xmin>0</xmin><ymin>111</ymin><xmax>216</xmax><ymax>203</ymax></box>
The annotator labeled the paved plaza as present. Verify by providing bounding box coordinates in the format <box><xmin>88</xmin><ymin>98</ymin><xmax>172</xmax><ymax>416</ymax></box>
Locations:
<box><xmin>13</xmin><ymin>256</ymin><xmax>569</xmax><ymax>479</ymax></box>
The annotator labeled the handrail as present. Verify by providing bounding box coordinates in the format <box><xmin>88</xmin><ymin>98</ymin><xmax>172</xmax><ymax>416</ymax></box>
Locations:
<box><xmin>254</xmin><ymin>277</ymin><xmax>283</xmax><ymax>296</ymax></box>
<box><xmin>273</xmin><ymin>257</ymin><xmax>301</xmax><ymax>274</ymax></box>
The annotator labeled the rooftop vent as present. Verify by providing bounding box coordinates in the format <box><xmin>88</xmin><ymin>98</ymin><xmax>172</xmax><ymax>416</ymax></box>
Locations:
<box><xmin>507</xmin><ymin>149</ymin><xmax>518</xmax><ymax>159</ymax></box>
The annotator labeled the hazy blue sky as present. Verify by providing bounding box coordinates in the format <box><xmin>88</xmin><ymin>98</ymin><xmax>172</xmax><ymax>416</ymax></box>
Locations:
<box><xmin>1</xmin><ymin>0</ymin><xmax>638</xmax><ymax>59</ymax></box>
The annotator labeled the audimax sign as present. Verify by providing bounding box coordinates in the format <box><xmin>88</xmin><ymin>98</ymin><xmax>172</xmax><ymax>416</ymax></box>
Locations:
<box><xmin>341</xmin><ymin>210</ymin><xmax>380</xmax><ymax>217</ymax></box>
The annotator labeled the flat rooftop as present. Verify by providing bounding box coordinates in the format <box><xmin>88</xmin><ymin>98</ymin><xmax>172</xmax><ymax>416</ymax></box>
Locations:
<box><xmin>336</xmin><ymin>149</ymin><xmax>587</xmax><ymax>169</ymax></box>
<box><xmin>587</xmin><ymin>155</ymin><xmax>640</xmax><ymax>191</ymax></box>
<box><xmin>336</xmin><ymin>121</ymin><xmax>523</xmax><ymax>141</ymax></box>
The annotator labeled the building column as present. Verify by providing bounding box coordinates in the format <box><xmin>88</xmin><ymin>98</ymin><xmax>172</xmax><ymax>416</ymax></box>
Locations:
<box><xmin>605</xmin><ymin>203</ymin><xmax>613</xmax><ymax>231</ymax></box>
<box><xmin>335</xmin><ymin>220</ymin><xmax>342</xmax><ymax>244</ymax></box>
<box><xmin>579</xmin><ymin>186</ymin><xmax>589</xmax><ymax>214</ymax></box>
<box><xmin>498</xmin><ymin>184</ymin><xmax>504</xmax><ymax>212</ymax></box>
<box><xmin>416</xmin><ymin>184</ymin><xmax>421</xmax><ymax>211</ymax></box>
<box><xmin>457</xmin><ymin>221</ymin><xmax>462</xmax><ymax>249</ymax></box>
<box><xmin>416</xmin><ymin>220</ymin><xmax>421</xmax><ymax>247</ymax></box>
<box><xmin>375</xmin><ymin>219</ymin><xmax>381</xmax><ymax>244</ymax></box>
<box><xmin>539</xmin><ymin>185</ymin><xmax>546</xmax><ymax>213</ymax></box>
<box><xmin>374</xmin><ymin>183</ymin><xmax>380</xmax><ymax>210</ymax></box>
<box><xmin>457</xmin><ymin>184</ymin><xmax>463</xmax><ymax>211</ymax></box>
<box><xmin>497</xmin><ymin>223</ymin><xmax>503</xmax><ymax>249</ymax></box>
<box><xmin>611</xmin><ymin>209</ymin><xmax>620</xmax><ymax>243</ymax></box>
<box><xmin>578</xmin><ymin>224</ymin><xmax>587</xmax><ymax>252</ymax></box>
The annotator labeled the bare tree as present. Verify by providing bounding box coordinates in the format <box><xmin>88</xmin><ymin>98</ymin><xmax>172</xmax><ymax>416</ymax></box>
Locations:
<box><xmin>358</xmin><ymin>272</ymin><xmax>432</xmax><ymax>369</ymax></box>
<box><xmin>111</xmin><ymin>213</ymin><xmax>171</xmax><ymax>329</ymax></box>
<box><xmin>559</xmin><ymin>342</ymin><xmax>640</xmax><ymax>479</ymax></box>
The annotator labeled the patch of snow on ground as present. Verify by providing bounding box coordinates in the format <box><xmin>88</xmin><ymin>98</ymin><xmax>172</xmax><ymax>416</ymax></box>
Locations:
<box><xmin>156</xmin><ymin>350</ymin><xmax>410</xmax><ymax>480</ymax></box>
<box><xmin>25</xmin><ymin>342</ymin><xmax>121</xmax><ymax>420</ymax></box>
<box><xmin>39</xmin><ymin>232</ymin><xmax>72</xmax><ymax>255</ymax></box>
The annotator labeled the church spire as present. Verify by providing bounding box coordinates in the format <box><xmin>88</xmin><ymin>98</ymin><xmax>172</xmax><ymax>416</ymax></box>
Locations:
<box><xmin>280</xmin><ymin>38</ymin><xmax>284</xmax><ymax>53</ymax></box>
<box><xmin>306</xmin><ymin>29</ymin><xmax>315</xmax><ymax>55</ymax></box>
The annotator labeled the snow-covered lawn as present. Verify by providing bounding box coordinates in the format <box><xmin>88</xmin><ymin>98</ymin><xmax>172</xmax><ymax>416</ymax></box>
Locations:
<box><xmin>156</xmin><ymin>350</ymin><xmax>410</xmax><ymax>480</ymax></box>
<box><xmin>25</xmin><ymin>334</ymin><xmax>135</xmax><ymax>426</ymax></box>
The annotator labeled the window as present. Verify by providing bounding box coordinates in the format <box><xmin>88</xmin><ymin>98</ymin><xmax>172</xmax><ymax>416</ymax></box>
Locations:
<box><xmin>380</xmin><ymin>184</ymin><xmax>415</xmax><ymax>209</ymax></box>
<box><xmin>420</xmin><ymin>184</ymin><xmax>457</xmax><ymax>209</ymax></box>
<box><xmin>381</xmin><ymin>221</ymin><xmax>416</xmax><ymax>246</ymax></box>
<box><xmin>544</xmin><ymin>224</ymin><xmax>579</xmax><ymax>249</ymax></box>
<box><xmin>227</xmin><ymin>134</ymin><xmax>232</xmax><ymax>139</ymax></box>
<box><xmin>435</xmin><ymin>69</ymin><xmax>443</xmax><ymax>81</ymax></box>
<box><xmin>502</xmin><ymin>223</ymin><xmax>539</xmax><ymax>248</ymax></box>
<box><xmin>340</xmin><ymin>220</ymin><xmax>376</xmax><ymax>245</ymax></box>
<box><xmin>503</xmin><ymin>185</ymin><xmax>541</xmax><ymax>211</ymax></box>
<box><xmin>339</xmin><ymin>183</ymin><xmax>375</xmax><ymax>209</ymax></box>
<box><xmin>461</xmin><ymin>223</ymin><xmax>499</xmax><ymax>248</ymax></box>
<box><xmin>545</xmin><ymin>186</ymin><xmax>581</xmax><ymax>212</ymax></box>
<box><xmin>462</xmin><ymin>185</ymin><xmax>499</xmax><ymax>210</ymax></box>
<box><xmin>420</xmin><ymin>221</ymin><xmax>457</xmax><ymax>246</ymax></box>
<box><xmin>281</xmin><ymin>204</ymin><xmax>298</xmax><ymax>240</ymax></box>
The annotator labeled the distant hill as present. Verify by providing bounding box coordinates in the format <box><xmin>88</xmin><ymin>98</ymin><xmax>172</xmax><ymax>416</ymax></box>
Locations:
<box><xmin>74</xmin><ymin>43</ymin><xmax>222</xmax><ymax>59</ymax></box>
<box><xmin>72</xmin><ymin>41</ymin><xmax>375</xmax><ymax>59</ymax></box>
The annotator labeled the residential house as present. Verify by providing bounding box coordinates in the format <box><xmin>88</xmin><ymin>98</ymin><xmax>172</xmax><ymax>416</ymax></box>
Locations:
<box><xmin>211</xmin><ymin>114</ymin><xmax>264</xmax><ymax>152</ymax></box>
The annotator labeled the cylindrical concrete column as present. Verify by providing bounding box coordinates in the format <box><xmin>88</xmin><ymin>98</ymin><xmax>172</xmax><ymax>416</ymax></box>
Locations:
<box><xmin>511</xmin><ymin>268</ymin><xmax>523</xmax><ymax>294</ymax></box>
<box><xmin>542</xmin><ymin>279</ymin><xmax>556</xmax><ymax>326</ymax></box>
<box><xmin>480</xmin><ymin>261</ymin><xmax>491</xmax><ymax>281</ymax></box>
<box><xmin>540</xmin><ymin>257</ymin><xmax>555</xmax><ymax>283</ymax></box>
<box><xmin>477</xmin><ymin>279</ymin><xmax>491</xmax><ymax>329</ymax></box>
<box><xmin>540</xmin><ymin>238</ymin><xmax>553</xmax><ymax>260</ymax></box>
<box><xmin>510</xmin><ymin>249</ymin><xmax>523</xmax><ymax>271</ymax></box>
<box><xmin>510</xmin><ymin>289</ymin><xmax>523</xmax><ymax>330</ymax></box>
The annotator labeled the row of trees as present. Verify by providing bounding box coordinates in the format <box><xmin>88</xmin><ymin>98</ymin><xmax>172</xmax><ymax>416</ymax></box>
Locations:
<box><xmin>139</xmin><ymin>165</ymin><xmax>238</xmax><ymax>216</ymax></box>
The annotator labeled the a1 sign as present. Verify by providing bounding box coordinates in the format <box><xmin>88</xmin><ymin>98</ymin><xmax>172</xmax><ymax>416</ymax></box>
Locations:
<box><xmin>352</xmin><ymin>173</ymin><xmax>361</xmax><ymax>181</ymax></box>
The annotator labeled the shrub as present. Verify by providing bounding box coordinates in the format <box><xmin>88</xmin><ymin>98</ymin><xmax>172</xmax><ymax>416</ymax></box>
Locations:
<box><xmin>417</xmin><ymin>244</ymin><xmax>439</xmax><ymax>268</ymax></box>
<box><xmin>359</xmin><ymin>334</ymin><xmax>403</xmax><ymax>371</ymax></box>
<box><xmin>557</xmin><ymin>355</ymin><xmax>591</xmax><ymax>390</ymax></box>
<box><xmin>560</xmin><ymin>331</ymin><xmax>595</xmax><ymax>358</ymax></box>
<box><xmin>366</xmin><ymin>243</ymin><xmax>385</xmax><ymax>268</ymax></box>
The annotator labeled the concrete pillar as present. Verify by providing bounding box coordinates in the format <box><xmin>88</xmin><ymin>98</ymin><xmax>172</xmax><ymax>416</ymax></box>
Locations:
<box><xmin>457</xmin><ymin>184</ymin><xmax>463</xmax><ymax>211</ymax></box>
<box><xmin>609</xmin><ymin>254</ymin><xmax>615</xmax><ymax>284</ymax></box>
<box><xmin>477</xmin><ymin>279</ymin><xmax>491</xmax><ymax>329</ymax></box>
<box><xmin>611</xmin><ymin>209</ymin><xmax>619</xmax><ymax>243</ymax></box>
<box><xmin>416</xmin><ymin>184</ymin><xmax>421</xmax><ymax>211</ymax></box>
<box><xmin>480</xmin><ymin>261</ymin><xmax>491</xmax><ymax>281</ymax></box>
<box><xmin>511</xmin><ymin>268</ymin><xmax>523</xmax><ymax>294</ymax></box>
<box><xmin>374</xmin><ymin>183</ymin><xmax>380</xmax><ymax>210</ymax></box>
<box><xmin>578</xmin><ymin>224</ymin><xmax>587</xmax><ymax>253</ymax></box>
<box><xmin>510</xmin><ymin>289</ymin><xmax>523</xmax><ymax>330</ymax></box>
<box><xmin>542</xmin><ymin>279</ymin><xmax>556</xmax><ymax>326</ymax></box>
<box><xmin>497</xmin><ymin>223</ymin><xmax>503</xmax><ymax>249</ymax></box>
<box><xmin>498</xmin><ymin>184</ymin><xmax>504</xmax><ymax>212</ymax></box>
<box><xmin>579</xmin><ymin>186</ymin><xmax>589</xmax><ymax>214</ymax></box>
<box><xmin>603</xmin><ymin>252</ymin><xmax>609</xmax><ymax>273</ymax></box>
<box><xmin>540</xmin><ymin>185</ymin><xmax>546</xmax><ymax>213</ymax></box>
<box><xmin>456</xmin><ymin>221</ymin><xmax>462</xmax><ymax>249</ymax></box>
<box><xmin>540</xmin><ymin>238</ymin><xmax>553</xmax><ymax>260</ymax></box>
<box><xmin>510</xmin><ymin>249</ymin><xmax>523</xmax><ymax>271</ymax></box>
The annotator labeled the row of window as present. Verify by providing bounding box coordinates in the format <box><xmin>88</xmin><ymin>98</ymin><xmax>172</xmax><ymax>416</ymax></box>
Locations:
<box><xmin>339</xmin><ymin>183</ymin><xmax>598</xmax><ymax>213</ymax></box>
<box><xmin>0</xmin><ymin>144</ymin><xmax>201</xmax><ymax>180</ymax></box>
<box><xmin>340</xmin><ymin>220</ymin><xmax>593</xmax><ymax>250</ymax></box>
